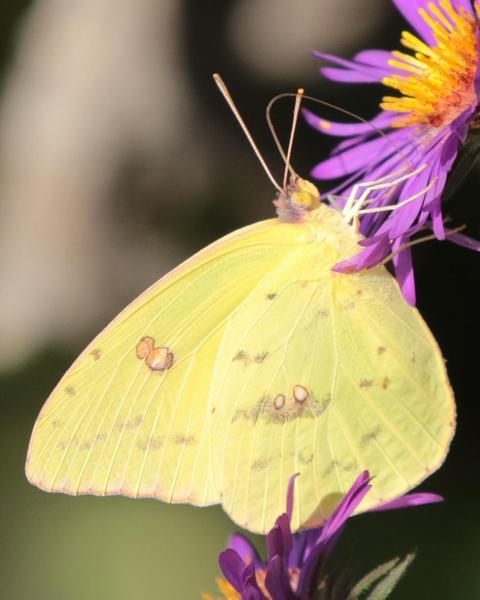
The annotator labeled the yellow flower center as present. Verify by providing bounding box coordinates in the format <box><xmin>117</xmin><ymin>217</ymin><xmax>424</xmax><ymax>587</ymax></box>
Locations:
<box><xmin>202</xmin><ymin>577</ymin><xmax>242</xmax><ymax>600</ymax></box>
<box><xmin>381</xmin><ymin>0</ymin><xmax>479</xmax><ymax>129</ymax></box>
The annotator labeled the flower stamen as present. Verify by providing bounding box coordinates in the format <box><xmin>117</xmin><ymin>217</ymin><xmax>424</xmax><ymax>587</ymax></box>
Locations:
<box><xmin>381</xmin><ymin>0</ymin><xmax>479</xmax><ymax>129</ymax></box>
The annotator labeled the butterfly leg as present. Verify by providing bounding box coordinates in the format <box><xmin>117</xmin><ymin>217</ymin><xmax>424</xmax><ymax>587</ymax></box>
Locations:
<box><xmin>343</xmin><ymin>164</ymin><xmax>431</xmax><ymax>229</ymax></box>
<box><xmin>341</xmin><ymin>165</ymin><xmax>418</xmax><ymax>216</ymax></box>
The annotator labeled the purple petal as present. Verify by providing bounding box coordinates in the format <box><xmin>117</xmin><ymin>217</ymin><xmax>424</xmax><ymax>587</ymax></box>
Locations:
<box><xmin>242</xmin><ymin>587</ymin><xmax>266</xmax><ymax>600</ymax></box>
<box><xmin>288</xmin><ymin>530</ymin><xmax>318</xmax><ymax>570</ymax></box>
<box><xmin>298</xmin><ymin>472</ymin><xmax>372</xmax><ymax>596</ymax></box>
<box><xmin>392</xmin><ymin>0</ymin><xmax>436</xmax><ymax>44</ymax></box>
<box><xmin>451</xmin><ymin>0</ymin><xmax>475</xmax><ymax>16</ymax></box>
<box><xmin>286</xmin><ymin>474</ymin><xmax>299</xmax><ymax>521</ymax></box>
<box><xmin>228</xmin><ymin>533</ymin><xmax>263</xmax><ymax>569</ymax></box>
<box><xmin>320</xmin><ymin>472</ymin><xmax>372</xmax><ymax>541</ymax></box>
<box><xmin>322</xmin><ymin>66</ymin><xmax>385</xmax><ymax>83</ymax></box>
<box><xmin>431</xmin><ymin>199</ymin><xmax>446</xmax><ymax>240</ymax></box>
<box><xmin>265</xmin><ymin>555</ymin><xmax>294</xmax><ymax>600</ymax></box>
<box><xmin>446</xmin><ymin>230</ymin><xmax>480</xmax><ymax>251</ymax></box>
<box><xmin>303</xmin><ymin>109</ymin><xmax>394</xmax><ymax>138</ymax></box>
<box><xmin>421</xmin><ymin>168</ymin><xmax>447</xmax><ymax>210</ymax></box>
<box><xmin>219</xmin><ymin>549</ymin><xmax>245</xmax><ymax>592</ymax></box>
<box><xmin>313</xmin><ymin>50</ymin><xmax>388</xmax><ymax>83</ymax></box>
<box><xmin>312</xmin><ymin>130</ymin><xmax>408</xmax><ymax>179</ymax></box>
<box><xmin>388</xmin><ymin>160</ymin><xmax>434</xmax><ymax>239</ymax></box>
<box><xmin>354</xmin><ymin>49</ymin><xmax>397</xmax><ymax>69</ymax></box>
<box><xmin>393</xmin><ymin>0</ymin><xmax>474</xmax><ymax>45</ymax></box>
<box><xmin>332</xmin><ymin>133</ymin><xmax>372</xmax><ymax>156</ymax></box>
<box><xmin>242</xmin><ymin>563</ymin><xmax>267</xmax><ymax>600</ymax></box>
<box><xmin>333</xmin><ymin>237</ymin><xmax>390</xmax><ymax>272</ymax></box>
<box><xmin>392</xmin><ymin>243</ymin><xmax>416</xmax><ymax>306</ymax></box>
<box><xmin>476</xmin><ymin>27</ymin><xmax>480</xmax><ymax>97</ymax></box>
<box><xmin>267</xmin><ymin>513</ymin><xmax>292</xmax><ymax>561</ymax></box>
<box><xmin>372</xmin><ymin>492</ymin><xmax>444</xmax><ymax>512</ymax></box>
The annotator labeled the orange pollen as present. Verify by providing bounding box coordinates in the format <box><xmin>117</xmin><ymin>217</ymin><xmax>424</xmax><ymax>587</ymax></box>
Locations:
<box><xmin>380</xmin><ymin>0</ymin><xmax>479</xmax><ymax>129</ymax></box>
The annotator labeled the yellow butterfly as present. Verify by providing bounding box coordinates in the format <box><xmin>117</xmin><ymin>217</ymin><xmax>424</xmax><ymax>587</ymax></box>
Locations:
<box><xmin>26</xmin><ymin>76</ymin><xmax>455</xmax><ymax>534</ymax></box>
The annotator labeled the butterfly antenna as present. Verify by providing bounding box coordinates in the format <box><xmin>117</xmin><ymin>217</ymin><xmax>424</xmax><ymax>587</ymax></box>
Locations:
<box><xmin>213</xmin><ymin>73</ymin><xmax>283</xmax><ymax>193</ymax></box>
<box><xmin>283</xmin><ymin>88</ymin><xmax>305</xmax><ymax>190</ymax></box>
<box><xmin>266</xmin><ymin>98</ymin><xmax>293</xmax><ymax>179</ymax></box>
<box><xmin>282</xmin><ymin>89</ymin><xmax>303</xmax><ymax>190</ymax></box>
<box><xmin>268</xmin><ymin>93</ymin><xmax>415</xmax><ymax>174</ymax></box>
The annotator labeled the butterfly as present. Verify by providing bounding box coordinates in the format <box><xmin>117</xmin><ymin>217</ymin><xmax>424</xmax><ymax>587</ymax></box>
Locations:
<box><xmin>25</xmin><ymin>76</ymin><xmax>455</xmax><ymax>534</ymax></box>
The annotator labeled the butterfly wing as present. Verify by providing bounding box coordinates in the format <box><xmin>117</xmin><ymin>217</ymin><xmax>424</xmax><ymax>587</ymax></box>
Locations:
<box><xmin>27</xmin><ymin>204</ymin><xmax>455</xmax><ymax>533</ymax></box>
<box><xmin>210</xmin><ymin>242</ymin><xmax>454</xmax><ymax>533</ymax></box>
<box><xmin>26</xmin><ymin>219</ymin><xmax>310</xmax><ymax>505</ymax></box>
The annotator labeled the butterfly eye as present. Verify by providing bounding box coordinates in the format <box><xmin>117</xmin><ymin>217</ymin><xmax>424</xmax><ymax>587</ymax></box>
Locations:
<box><xmin>290</xmin><ymin>178</ymin><xmax>321</xmax><ymax>211</ymax></box>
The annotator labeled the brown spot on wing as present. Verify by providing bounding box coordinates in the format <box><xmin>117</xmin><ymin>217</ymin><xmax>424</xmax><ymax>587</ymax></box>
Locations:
<box><xmin>233</xmin><ymin>350</ymin><xmax>249</xmax><ymax>365</ymax></box>
<box><xmin>382</xmin><ymin>377</ymin><xmax>390</xmax><ymax>389</ymax></box>
<box><xmin>77</xmin><ymin>432</ymin><xmax>108</xmax><ymax>452</ymax></box>
<box><xmin>251</xmin><ymin>457</ymin><xmax>272</xmax><ymax>471</ymax></box>
<box><xmin>137</xmin><ymin>436</ymin><xmax>165</xmax><ymax>452</ymax></box>
<box><xmin>136</xmin><ymin>336</ymin><xmax>174</xmax><ymax>372</ymax></box>
<box><xmin>233</xmin><ymin>350</ymin><xmax>269</xmax><ymax>367</ymax></box>
<box><xmin>266</xmin><ymin>292</ymin><xmax>277</xmax><ymax>300</ymax></box>
<box><xmin>65</xmin><ymin>386</ymin><xmax>76</xmax><ymax>397</ymax></box>
<box><xmin>321</xmin><ymin>460</ymin><xmax>341</xmax><ymax>479</ymax></box>
<box><xmin>315</xmin><ymin>394</ymin><xmax>332</xmax><ymax>416</ymax></box>
<box><xmin>360</xmin><ymin>425</ymin><xmax>381</xmax><ymax>448</ymax></box>
<box><xmin>360</xmin><ymin>379</ymin><xmax>373</xmax><ymax>388</ymax></box>
<box><xmin>321</xmin><ymin>459</ymin><xmax>358</xmax><ymax>479</ymax></box>
<box><xmin>90</xmin><ymin>348</ymin><xmax>102</xmax><ymax>361</ymax></box>
<box><xmin>298</xmin><ymin>451</ymin><xmax>313</xmax><ymax>466</ymax></box>
<box><xmin>116</xmin><ymin>415</ymin><xmax>143</xmax><ymax>432</ymax></box>
<box><xmin>377</xmin><ymin>346</ymin><xmax>386</xmax><ymax>355</ymax></box>
<box><xmin>233</xmin><ymin>388</ymin><xmax>330</xmax><ymax>425</ymax></box>
<box><xmin>232</xmin><ymin>401</ymin><xmax>263</xmax><ymax>424</ymax></box>
<box><xmin>172</xmin><ymin>433</ymin><xmax>196</xmax><ymax>446</ymax></box>
<box><xmin>57</xmin><ymin>435</ymin><xmax>80</xmax><ymax>451</ymax></box>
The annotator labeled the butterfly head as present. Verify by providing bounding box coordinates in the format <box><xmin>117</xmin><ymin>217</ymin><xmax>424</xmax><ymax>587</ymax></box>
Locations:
<box><xmin>274</xmin><ymin>176</ymin><xmax>321</xmax><ymax>222</ymax></box>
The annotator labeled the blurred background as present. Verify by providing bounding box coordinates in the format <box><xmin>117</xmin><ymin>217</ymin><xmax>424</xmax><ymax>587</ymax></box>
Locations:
<box><xmin>0</xmin><ymin>1</ymin><xmax>478</xmax><ymax>598</ymax></box>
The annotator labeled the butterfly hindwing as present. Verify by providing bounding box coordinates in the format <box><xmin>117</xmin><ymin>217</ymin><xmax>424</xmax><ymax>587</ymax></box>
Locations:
<box><xmin>210</xmin><ymin>246</ymin><xmax>454</xmax><ymax>532</ymax></box>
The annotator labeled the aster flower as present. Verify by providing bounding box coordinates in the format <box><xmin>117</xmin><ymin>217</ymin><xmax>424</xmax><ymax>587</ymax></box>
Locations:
<box><xmin>305</xmin><ymin>0</ymin><xmax>480</xmax><ymax>304</ymax></box>
<box><xmin>204</xmin><ymin>472</ymin><xmax>442</xmax><ymax>599</ymax></box>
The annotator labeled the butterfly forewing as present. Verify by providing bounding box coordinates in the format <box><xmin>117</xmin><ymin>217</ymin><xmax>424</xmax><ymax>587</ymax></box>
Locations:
<box><xmin>26</xmin><ymin>220</ymin><xmax>308</xmax><ymax>505</ymax></box>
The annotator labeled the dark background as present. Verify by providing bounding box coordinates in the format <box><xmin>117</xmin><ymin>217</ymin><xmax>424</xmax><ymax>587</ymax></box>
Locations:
<box><xmin>0</xmin><ymin>1</ymin><xmax>478</xmax><ymax>598</ymax></box>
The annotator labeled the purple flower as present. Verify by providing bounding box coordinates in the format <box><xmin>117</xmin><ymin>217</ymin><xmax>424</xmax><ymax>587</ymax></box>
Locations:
<box><xmin>306</xmin><ymin>0</ymin><xmax>480</xmax><ymax>304</ymax></box>
<box><xmin>208</xmin><ymin>472</ymin><xmax>442</xmax><ymax>599</ymax></box>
